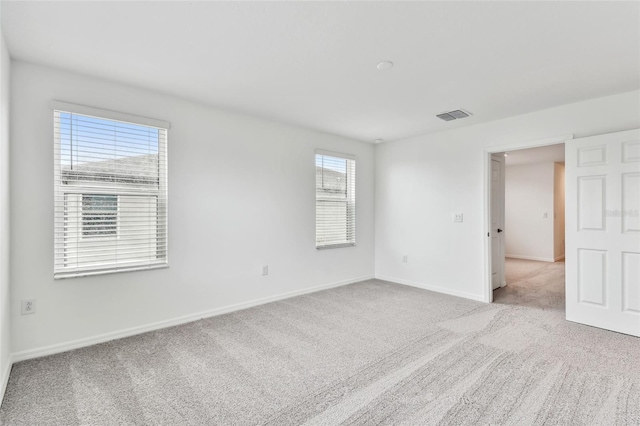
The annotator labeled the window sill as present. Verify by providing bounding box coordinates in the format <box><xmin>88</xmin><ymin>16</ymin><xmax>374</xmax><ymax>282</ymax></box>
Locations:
<box><xmin>316</xmin><ymin>243</ymin><xmax>356</xmax><ymax>250</ymax></box>
<box><xmin>54</xmin><ymin>262</ymin><xmax>169</xmax><ymax>280</ymax></box>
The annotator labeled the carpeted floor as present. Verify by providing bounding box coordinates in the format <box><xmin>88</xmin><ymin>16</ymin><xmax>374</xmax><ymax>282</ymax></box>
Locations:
<box><xmin>495</xmin><ymin>257</ymin><xmax>566</xmax><ymax>311</ymax></box>
<box><xmin>1</xmin><ymin>259</ymin><xmax>639</xmax><ymax>425</ymax></box>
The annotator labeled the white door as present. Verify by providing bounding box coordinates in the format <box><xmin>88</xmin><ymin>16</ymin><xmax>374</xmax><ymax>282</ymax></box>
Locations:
<box><xmin>491</xmin><ymin>154</ymin><xmax>506</xmax><ymax>290</ymax></box>
<box><xmin>566</xmin><ymin>129</ymin><xmax>640</xmax><ymax>336</ymax></box>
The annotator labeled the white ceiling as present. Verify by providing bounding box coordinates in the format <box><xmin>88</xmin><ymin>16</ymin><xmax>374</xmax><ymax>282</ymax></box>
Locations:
<box><xmin>2</xmin><ymin>1</ymin><xmax>639</xmax><ymax>143</ymax></box>
<box><xmin>505</xmin><ymin>144</ymin><xmax>565</xmax><ymax>166</ymax></box>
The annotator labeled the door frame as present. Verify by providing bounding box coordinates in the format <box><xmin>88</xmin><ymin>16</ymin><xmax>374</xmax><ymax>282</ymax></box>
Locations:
<box><xmin>483</xmin><ymin>133</ymin><xmax>573</xmax><ymax>303</ymax></box>
<box><xmin>490</xmin><ymin>153</ymin><xmax>506</xmax><ymax>291</ymax></box>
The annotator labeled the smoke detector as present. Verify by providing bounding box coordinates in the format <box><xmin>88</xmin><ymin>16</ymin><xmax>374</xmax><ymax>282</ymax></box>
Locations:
<box><xmin>436</xmin><ymin>109</ymin><xmax>472</xmax><ymax>122</ymax></box>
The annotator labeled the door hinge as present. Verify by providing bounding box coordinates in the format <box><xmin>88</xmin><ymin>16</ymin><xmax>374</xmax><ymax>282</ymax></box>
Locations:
<box><xmin>487</xmin><ymin>232</ymin><xmax>490</xmax><ymax>237</ymax></box>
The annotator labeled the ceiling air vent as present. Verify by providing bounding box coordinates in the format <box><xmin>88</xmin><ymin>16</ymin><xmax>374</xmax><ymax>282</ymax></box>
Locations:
<box><xmin>436</xmin><ymin>109</ymin><xmax>472</xmax><ymax>121</ymax></box>
<box><xmin>436</xmin><ymin>113</ymin><xmax>456</xmax><ymax>121</ymax></box>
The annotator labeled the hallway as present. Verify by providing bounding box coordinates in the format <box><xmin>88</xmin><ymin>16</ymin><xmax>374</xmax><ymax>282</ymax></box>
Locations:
<box><xmin>494</xmin><ymin>258</ymin><xmax>565</xmax><ymax>311</ymax></box>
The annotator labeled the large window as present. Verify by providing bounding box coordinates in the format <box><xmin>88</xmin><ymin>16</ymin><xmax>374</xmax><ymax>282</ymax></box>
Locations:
<box><xmin>53</xmin><ymin>102</ymin><xmax>169</xmax><ymax>278</ymax></box>
<box><xmin>315</xmin><ymin>151</ymin><xmax>356</xmax><ymax>249</ymax></box>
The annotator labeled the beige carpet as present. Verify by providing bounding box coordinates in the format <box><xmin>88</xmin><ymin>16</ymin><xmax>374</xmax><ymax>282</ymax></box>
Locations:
<box><xmin>1</xmin><ymin>265</ymin><xmax>639</xmax><ymax>425</ymax></box>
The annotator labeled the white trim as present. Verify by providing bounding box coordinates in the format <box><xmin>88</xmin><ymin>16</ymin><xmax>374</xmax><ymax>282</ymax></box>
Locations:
<box><xmin>49</xmin><ymin>100</ymin><xmax>171</xmax><ymax>130</ymax></box>
<box><xmin>484</xmin><ymin>133</ymin><xmax>574</xmax><ymax>303</ymax></box>
<box><xmin>505</xmin><ymin>254</ymin><xmax>556</xmax><ymax>262</ymax></box>
<box><xmin>487</xmin><ymin>133</ymin><xmax>574</xmax><ymax>154</ymax></box>
<box><xmin>316</xmin><ymin>243</ymin><xmax>356</xmax><ymax>250</ymax></box>
<box><xmin>55</xmin><ymin>263</ymin><xmax>169</xmax><ymax>280</ymax></box>
<box><xmin>315</xmin><ymin>149</ymin><xmax>356</xmax><ymax>160</ymax></box>
<box><xmin>483</xmin><ymin>152</ymin><xmax>493</xmax><ymax>303</ymax></box>
<box><xmin>0</xmin><ymin>355</ymin><xmax>12</xmax><ymax>404</ymax></box>
<box><xmin>490</xmin><ymin>153</ymin><xmax>506</xmax><ymax>294</ymax></box>
<box><xmin>11</xmin><ymin>275</ymin><xmax>374</xmax><ymax>363</ymax></box>
<box><xmin>376</xmin><ymin>275</ymin><xmax>485</xmax><ymax>303</ymax></box>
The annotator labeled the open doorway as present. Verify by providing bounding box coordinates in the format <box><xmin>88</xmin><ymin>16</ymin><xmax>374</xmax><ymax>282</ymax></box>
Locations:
<box><xmin>486</xmin><ymin>129</ymin><xmax>639</xmax><ymax>336</ymax></box>
<box><xmin>484</xmin><ymin>136</ymin><xmax>570</xmax><ymax>308</ymax></box>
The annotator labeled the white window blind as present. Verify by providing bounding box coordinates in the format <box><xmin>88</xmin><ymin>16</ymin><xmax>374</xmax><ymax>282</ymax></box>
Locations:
<box><xmin>53</xmin><ymin>104</ymin><xmax>168</xmax><ymax>278</ymax></box>
<box><xmin>315</xmin><ymin>151</ymin><xmax>356</xmax><ymax>249</ymax></box>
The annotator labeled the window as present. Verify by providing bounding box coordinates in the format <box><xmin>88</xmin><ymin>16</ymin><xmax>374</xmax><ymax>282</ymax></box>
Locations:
<box><xmin>53</xmin><ymin>102</ymin><xmax>169</xmax><ymax>278</ymax></box>
<box><xmin>82</xmin><ymin>194</ymin><xmax>117</xmax><ymax>237</ymax></box>
<box><xmin>315</xmin><ymin>151</ymin><xmax>356</xmax><ymax>249</ymax></box>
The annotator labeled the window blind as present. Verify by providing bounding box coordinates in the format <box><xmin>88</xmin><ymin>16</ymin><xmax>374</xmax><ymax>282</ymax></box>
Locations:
<box><xmin>315</xmin><ymin>151</ymin><xmax>356</xmax><ymax>249</ymax></box>
<box><xmin>53</xmin><ymin>106</ymin><xmax>168</xmax><ymax>278</ymax></box>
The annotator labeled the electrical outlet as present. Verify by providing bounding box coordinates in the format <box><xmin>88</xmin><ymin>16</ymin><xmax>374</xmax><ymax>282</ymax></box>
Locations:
<box><xmin>453</xmin><ymin>213</ymin><xmax>464</xmax><ymax>223</ymax></box>
<box><xmin>21</xmin><ymin>299</ymin><xmax>36</xmax><ymax>315</ymax></box>
<box><xmin>542</xmin><ymin>212</ymin><xmax>548</xmax><ymax>219</ymax></box>
<box><xmin>262</xmin><ymin>265</ymin><xmax>269</xmax><ymax>276</ymax></box>
<box><xmin>402</xmin><ymin>255</ymin><xmax>408</xmax><ymax>263</ymax></box>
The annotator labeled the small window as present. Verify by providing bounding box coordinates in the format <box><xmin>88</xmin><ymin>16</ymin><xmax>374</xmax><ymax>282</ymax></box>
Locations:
<box><xmin>315</xmin><ymin>151</ymin><xmax>356</xmax><ymax>249</ymax></box>
<box><xmin>53</xmin><ymin>102</ymin><xmax>169</xmax><ymax>278</ymax></box>
<box><xmin>82</xmin><ymin>194</ymin><xmax>117</xmax><ymax>237</ymax></box>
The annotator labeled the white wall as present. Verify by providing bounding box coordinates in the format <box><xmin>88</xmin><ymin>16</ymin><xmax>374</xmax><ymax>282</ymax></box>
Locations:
<box><xmin>375</xmin><ymin>90</ymin><xmax>640</xmax><ymax>301</ymax></box>
<box><xmin>10</xmin><ymin>62</ymin><xmax>375</xmax><ymax>357</ymax></box>
<box><xmin>0</xmin><ymin>17</ymin><xmax>12</xmax><ymax>396</ymax></box>
<box><xmin>504</xmin><ymin>162</ymin><xmax>555</xmax><ymax>262</ymax></box>
<box><xmin>554</xmin><ymin>162</ymin><xmax>565</xmax><ymax>261</ymax></box>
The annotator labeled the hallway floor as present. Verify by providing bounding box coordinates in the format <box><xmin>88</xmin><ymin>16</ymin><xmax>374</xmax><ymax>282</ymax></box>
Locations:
<box><xmin>494</xmin><ymin>257</ymin><xmax>565</xmax><ymax>311</ymax></box>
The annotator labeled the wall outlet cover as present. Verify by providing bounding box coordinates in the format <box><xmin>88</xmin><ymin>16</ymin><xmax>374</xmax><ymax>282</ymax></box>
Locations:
<box><xmin>21</xmin><ymin>299</ymin><xmax>36</xmax><ymax>315</ymax></box>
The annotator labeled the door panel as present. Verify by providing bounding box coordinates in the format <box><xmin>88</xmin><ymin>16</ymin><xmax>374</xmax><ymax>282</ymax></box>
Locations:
<box><xmin>578</xmin><ymin>176</ymin><xmax>606</xmax><ymax>230</ymax></box>
<box><xmin>622</xmin><ymin>252</ymin><xmax>640</xmax><ymax>313</ymax></box>
<box><xmin>577</xmin><ymin>249</ymin><xmax>606</xmax><ymax>306</ymax></box>
<box><xmin>566</xmin><ymin>129</ymin><xmax>640</xmax><ymax>336</ymax></box>
<box><xmin>622</xmin><ymin>173</ymin><xmax>640</xmax><ymax>232</ymax></box>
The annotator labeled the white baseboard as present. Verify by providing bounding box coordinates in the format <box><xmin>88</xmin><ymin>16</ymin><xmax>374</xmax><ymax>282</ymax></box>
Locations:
<box><xmin>505</xmin><ymin>254</ymin><xmax>556</xmax><ymax>262</ymax></box>
<box><xmin>12</xmin><ymin>275</ymin><xmax>374</xmax><ymax>363</ymax></box>
<box><xmin>0</xmin><ymin>355</ymin><xmax>12</xmax><ymax>404</ymax></box>
<box><xmin>375</xmin><ymin>275</ymin><xmax>485</xmax><ymax>303</ymax></box>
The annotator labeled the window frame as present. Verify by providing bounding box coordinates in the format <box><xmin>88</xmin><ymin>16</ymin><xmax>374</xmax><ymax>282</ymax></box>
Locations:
<box><xmin>52</xmin><ymin>101</ymin><xmax>170</xmax><ymax>279</ymax></box>
<box><xmin>315</xmin><ymin>150</ymin><xmax>356</xmax><ymax>250</ymax></box>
